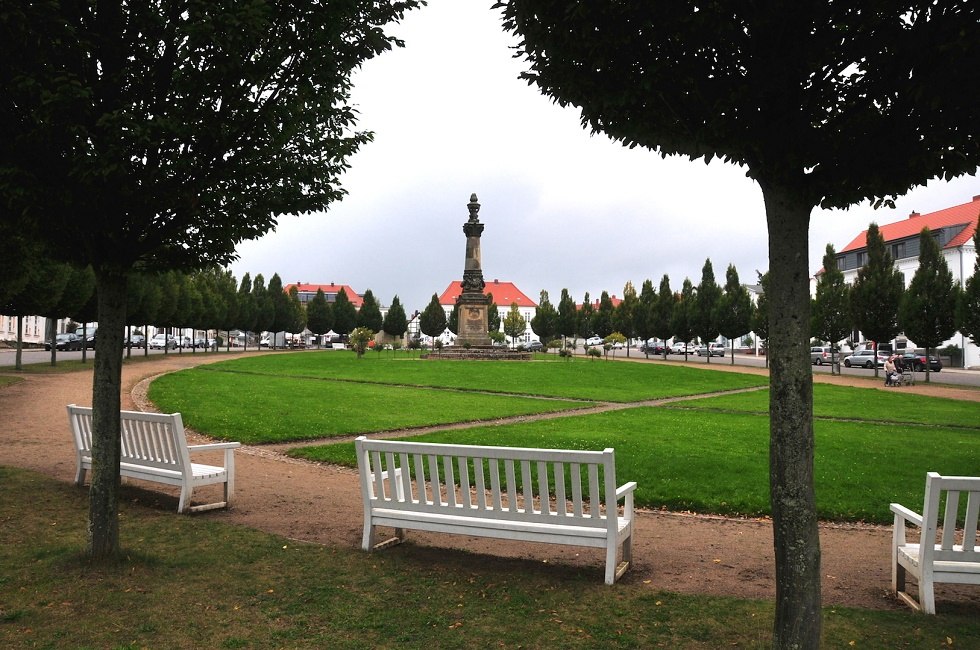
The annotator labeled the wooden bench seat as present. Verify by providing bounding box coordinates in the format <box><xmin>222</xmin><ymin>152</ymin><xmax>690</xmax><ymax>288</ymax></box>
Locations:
<box><xmin>68</xmin><ymin>404</ymin><xmax>240</xmax><ymax>513</ymax></box>
<box><xmin>355</xmin><ymin>436</ymin><xmax>637</xmax><ymax>584</ymax></box>
<box><xmin>891</xmin><ymin>472</ymin><xmax>980</xmax><ymax>614</ymax></box>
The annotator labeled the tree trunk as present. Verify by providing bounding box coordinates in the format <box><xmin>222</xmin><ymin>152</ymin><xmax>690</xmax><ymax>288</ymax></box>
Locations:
<box><xmin>762</xmin><ymin>183</ymin><xmax>822</xmax><ymax>648</ymax></box>
<box><xmin>15</xmin><ymin>315</ymin><xmax>23</xmax><ymax>370</ymax></box>
<box><xmin>88</xmin><ymin>268</ymin><xmax>127</xmax><ymax>558</ymax></box>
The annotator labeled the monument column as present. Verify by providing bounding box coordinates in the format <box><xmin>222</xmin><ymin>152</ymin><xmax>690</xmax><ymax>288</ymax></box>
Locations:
<box><xmin>455</xmin><ymin>193</ymin><xmax>492</xmax><ymax>347</ymax></box>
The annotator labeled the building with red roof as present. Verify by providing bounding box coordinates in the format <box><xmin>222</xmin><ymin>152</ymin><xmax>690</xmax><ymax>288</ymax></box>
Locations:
<box><xmin>283</xmin><ymin>283</ymin><xmax>364</xmax><ymax>309</ymax></box>
<box><xmin>830</xmin><ymin>194</ymin><xmax>978</xmax><ymax>367</ymax></box>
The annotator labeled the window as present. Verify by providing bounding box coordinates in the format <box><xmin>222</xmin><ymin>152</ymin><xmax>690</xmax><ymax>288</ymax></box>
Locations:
<box><xmin>892</xmin><ymin>242</ymin><xmax>906</xmax><ymax>259</ymax></box>
<box><xmin>856</xmin><ymin>251</ymin><xmax>866</xmax><ymax>267</ymax></box>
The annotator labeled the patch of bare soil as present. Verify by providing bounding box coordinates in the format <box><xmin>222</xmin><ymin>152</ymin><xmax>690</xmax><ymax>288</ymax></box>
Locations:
<box><xmin>1</xmin><ymin>352</ymin><xmax>977</xmax><ymax>613</ymax></box>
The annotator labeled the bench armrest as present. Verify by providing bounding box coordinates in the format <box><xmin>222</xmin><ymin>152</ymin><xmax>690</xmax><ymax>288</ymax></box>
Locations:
<box><xmin>889</xmin><ymin>503</ymin><xmax>923</xmax><ymax>528</ymax></box>
<box><xmin>188</xmin><ymin>442</ymin><xmax>242</xmax><ymax>452</ymax></box>
<box><xmin>616</xmin><ymin>481</ymin><xmax>637</xmax><ymax>519</ymax></box>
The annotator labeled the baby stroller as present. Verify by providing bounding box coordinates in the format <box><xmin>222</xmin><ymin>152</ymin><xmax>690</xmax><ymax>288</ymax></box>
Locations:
<box><xmin>899</xmin><ymin>366</ymin><xmax>915</xmax><ymax>386</ymax></box>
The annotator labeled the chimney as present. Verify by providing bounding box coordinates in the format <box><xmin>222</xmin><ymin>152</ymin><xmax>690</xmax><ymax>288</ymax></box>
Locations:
<box><xmin>909</xmin><ymin>211</ymin><xmax>920</xmax><ymax>219</ymax></box>
<box><xmin>973</xmin><ymin>195</ymin><xmax>980</xmax><ymax>202</ymax></box>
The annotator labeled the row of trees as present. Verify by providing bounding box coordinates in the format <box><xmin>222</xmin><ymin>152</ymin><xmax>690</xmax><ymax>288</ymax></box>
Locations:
<box><xmin>813</xmin><ymin>225</ymin><xmax>980</xmax><ymax>380</ymax></box>
<box><xmin>0</xmin><ymin>262</ymin><xmax>414</xmax><ymax>367</ymax></box>
<box><xmin>526</xmin><ymin>260</ymin><xmax>758</xmax><ymax>364</ymax></box>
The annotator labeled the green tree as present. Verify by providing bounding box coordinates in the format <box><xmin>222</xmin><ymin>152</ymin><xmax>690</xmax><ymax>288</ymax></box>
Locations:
<box><xmin>497</xmin><ymin>5</ymin><xmax>978</xmax><ymax>644</ymax></box>
<box><xmin>811</xmin><ymin>246</ymin><xmax>851</xmax><ymax>374</ymax></box>
<box><xmin>650</xmin><ymin>275</ymin><xmax>674</xmax><ymax>359</ymax></box>
<box><xmin>382</xmin><ymin>295</ymin><xmax>408</xmax><ymax>341</ymax></box>
<box><xmin>357</xmin><ymin>289</ymin><xmax>384</xmax><ymax>332</ymax></box>
<box><xmin>447</xmin><ymin>302</ymin><xmax>460</xmax><ymax>335</ymax></box>
<box><xmin>215</xmin><ymin>269</ymin><xmax>240</xmax><ymax>352</ymax></box>
<box><xmin>716</xmin><ymin>265</ymin><xmax>754</xmax><ymax>366</ymax></box>
<box><xmin>752</xmin><ymin>272</ymin><xmax>771</xmax><ymax>361</ymax></box>
<box><xmin>503</xmin><ymin>303</ymin><xmax>528</xmax><ymax>346</ymax></box>
<box><xmin>635</xmin><ymin>279</ymin><xmax>656</xmax><ymax>354</ymax></box>
<box><xmin>306</xmin><ymin>289</ymin><xmax>334</xmax><ymax>346</ymax></box>
<box><xmin>251</xmin><ymin>274</ymin><xmax>275</xmax><ymax>346</ymax></box>
<box><xmin>591</xmin><ymin>291</ymin><xmax>615</xmax><ymax>338</ymax></box>
<box><xmin>959</xmin><ymin>228</ymin><xmax>980</xmax><ymax>348</ymax></box>
<box><xmin>235</xmin><ymin>274</ymin><xmax>257</xmax><ymax>350</ymax></box>
<box><xmin>1</xmin><ymin>0</ymin><xmax>420</xmax><ymax>557</ymax></box>
<box><xmin>486</xmin><ymin>293</ymin><xmax>501</xmax><ymax>334</ymax></box>
<box><xmin>0</xmin><ymin>257</ymin><xmax>70</xmax><ymax>369</ymax></box>
<box><xmin>556</xmin><ymin>288</ymin><xmax>577</xmax><ymax>347</ymax></box>
<box><xmin>850</xmin><ymin>224</ymin><xmax>904</xmax><ymax>378</ymax></box>
<box><xmin>530</xmin><ymin>290</ymin><xmax>558</xmax><ymax>344</ymax></box>
<box><xmin>419</xmin><ymin>294</ymin><xmax>447</xmax><ymax>345</ymax></box>
<box><xmin>267</xmin><ymin>274</ymin><xmax>290</xmax><ymax>348</ymax></box>
<box><xmin>348</xmin><ymin>326</ymin><xmax>374</xmax><ymax>359</ymax></box>
<box><xmin>332</xmin><ymin>288</ymin><xmax>358</xmax><ymax>338</ymax></box>
<box><xmin>127</xmin><ymin>272</ymin><xmax>161</xmax><ymax>356</ymax></box>
<box><xmin>614</xmin><ymin>281</ymin><xmax>639</xmax><ymax>355</ymax></box>
<box><xmin>670</xmin><ymin>279</ymin><xmax>695</xmax><ymax>359</ymax></box>
<box><xmin>578</xmin><ymin>292</ymin><xmax>594</xmax><ymax>341</ymax></box>
<box><xmin>899</xmin><ymin>228</ymin><xmax>959</xmax><ymax>381</ymax></box>
<box><xmin>285</xmin><ymin>286</ymin><xmax>307</xmax><ymax>340</ymax></box>
<box><xmin>693</xmin><ymin>259</ymin><xmax>722</xmax><ymax>363</ymax></box>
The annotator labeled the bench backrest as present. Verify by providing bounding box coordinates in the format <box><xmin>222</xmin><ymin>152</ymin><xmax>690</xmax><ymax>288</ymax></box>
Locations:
<box><xmin>67</xmin><ymin>404</ymin><xmax>192</xmax><ymax>476</ymax></box>
<box><xmin>918</xmin><ymin>472</ymin><xmax>980</xmax><ymax>564</ymax></box>
<box><xmin>355</xmin><ymin>437</ymin><xmax>621</xmax><ymax>535</ymax></box>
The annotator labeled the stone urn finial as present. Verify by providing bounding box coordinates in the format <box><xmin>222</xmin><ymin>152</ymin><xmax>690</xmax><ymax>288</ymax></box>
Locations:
<box><xmin>467</xmin><ymin>193</ymin><xmax>480</xmax><ymax>222</ymax></box>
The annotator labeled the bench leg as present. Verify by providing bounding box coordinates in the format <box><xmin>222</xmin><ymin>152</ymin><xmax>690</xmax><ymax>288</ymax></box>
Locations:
<box><xmin>178</xmin><ymin>485</ymin><xmax>192</xmax><ymax>513</ymax></box>
<box><xmin>74</xmin><ymin>465</ymin><xmax>87</xmax><ymax>487</ymax></box>
<box><xmin>920</xmin><ymin>577</ymin><xmax>936</xmax><ymax>615</ymax></box>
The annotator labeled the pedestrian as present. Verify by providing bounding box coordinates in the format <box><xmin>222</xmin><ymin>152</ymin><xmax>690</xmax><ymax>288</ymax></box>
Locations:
<box><xmin>883</xmin><ymin>355</ymin><xmax>898</xmax><ymax>386</ymax></box>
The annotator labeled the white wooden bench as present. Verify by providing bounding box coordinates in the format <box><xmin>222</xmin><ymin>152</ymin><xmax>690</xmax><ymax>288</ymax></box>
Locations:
<box><xmin>891</xmin><ymin>472</ymin><xmax>980</xmax><ymax>614</ymax></box>
<box><xmin>67</xmin><ymin>404</ymin><xmax>241</xmax><ymax>513</ymax></box>
<box><xmin>354</xmin><ymin>436</ymin><xmax>637</xmax><ymax>584</ymax></box>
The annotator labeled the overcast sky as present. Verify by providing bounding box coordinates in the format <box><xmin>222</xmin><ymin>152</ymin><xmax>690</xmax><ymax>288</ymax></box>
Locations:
<box><xmin>230</xmin><ymin>1</ymin><xmax>978</xmax><ymax>313</ymax></box>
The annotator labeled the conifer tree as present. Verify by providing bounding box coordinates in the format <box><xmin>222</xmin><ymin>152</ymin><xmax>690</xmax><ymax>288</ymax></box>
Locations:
<box><xmin>614</xmin><ymin>281</ymin><xmax>639</xmax><ymax>355</ymax></box>
<box><xmin>382</xmin><ymin>295</ymin><xmax>408</xmax><ymax>340</ymax></box>
<box><xmin>850</xmin><ymin>223</ymin><xmax>904</xmax><ymax>377</ymax></box>
<box><xmin>716</xmin><ymin>264</ymin><xmax>754</xmax><ymax>366</ymax></box>
<box><xmin>651</xmin><ymin>275</ymin><xmax>674</xmax><ymax>359</ymax></box>
<box><xmin>306</xmin><ymin>289</ymin><xmax>333</xmax><ymax>346</ymax></box>
<box><xmin>530</xmin><ymin>289</ymin><xmax>558</xmax><ymax>344</ymax></box>
<box><xmin>693</xmin><ymin>259</ymin><xmax>722</xmax><ymax>363</ymax></box>
<box><xmin>591</xmin><ymin>291</ymin><xmax>615</xmax><ymax>338</ymax></box>
<box><xmin>671</xmin><ymin>279</ymin><xmax>695</xmax><ymax>359</ymax></box>
<box><xmin>332</xmin><ymin>288</ymin><xmax>357</xmax><ymax>338</ymax></box>
<box><xmin>486</xmin><ymin>293</ymin><xmax>501</xmax><ymax>334</ymax></box>
<box><xmin>899</xmin><ymin>227</ymin><xmax>959</xmax><ymax>381</ymax></box>
<box><xmin>959</xmin><ymin>228</ymin><xmax>980</xmax><ymax>349</ymax></box>
<box><xmin>357</xmin><ymin>289</ymin><xmax>384</xmax><ymax>332</ymax></box>
<box><xmin>419</xmin><ymin>293</ymin><xmax>447</xmax><ymax>345</ymax></box>
<box><xmin>556</xmin><ymin>288</ymin><xmax>577</xmax><ymax>346</ymax></box>
<box><xmin>811</xmin><ymin>245</ymin><xmax>850</xmax><ymax>374</ymax></box>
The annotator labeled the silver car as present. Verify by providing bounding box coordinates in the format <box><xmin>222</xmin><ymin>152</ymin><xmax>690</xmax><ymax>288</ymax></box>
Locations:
<box><xmin>843</xmin><ymin>349</ymin><xmax>888</xmax><ymax>368</ymax></box>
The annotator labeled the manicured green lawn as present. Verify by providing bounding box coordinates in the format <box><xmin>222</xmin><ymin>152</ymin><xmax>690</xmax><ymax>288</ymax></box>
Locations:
<box><xmin>292</xmin><ymin>407</ymin><xmax>980</xmax><ymax>524</ymax></box>
<box><xmin>3</xmin><ymin>467</ymin><xmax>976</xmax><ymax>649</ymax></box>
<box><xmin>148</xmin><ymin>368</ymin><xmax>594</xmax><ymax>444</ymax></box>
<box><xmin>200</xmin><ymin>350</ymin><xmax>767</xmax><ymax>401</ymax></box>
<box><xmin>677</xmin><ymin>383</ymin><xmax>980</xmax><ymax>428</ymax></box>
<box><xmin>150</xmin><ymin>352</ymin><xmax>979</xmax><ymax>523</ymax></box>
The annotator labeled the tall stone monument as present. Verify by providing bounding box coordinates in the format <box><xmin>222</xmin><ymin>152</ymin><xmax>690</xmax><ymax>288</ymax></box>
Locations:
<box><xmin>454</xmin><ymin>193</ymin><xmax>492</xmax><ymax>347</ymax></box>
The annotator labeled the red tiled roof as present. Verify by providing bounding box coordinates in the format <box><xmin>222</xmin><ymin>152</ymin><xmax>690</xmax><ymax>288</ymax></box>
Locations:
<box><xmin>840</xmin><ymin>195</ymin><xmax>980</xmax><ymax>253</ymax></box>
<box><xmin>439</xmin><ymin>280</ymin><xmax>537</xmax><ymax>308</ymax></box>
<box><xmin>575</xmin><ymin>296</ymin><xmax>623</xmax><ymax>310</ymax></box>
<box><xmin>283</xmin><ymin>283</ymin><xmax>363</xmax><ymax>308</ymax></box>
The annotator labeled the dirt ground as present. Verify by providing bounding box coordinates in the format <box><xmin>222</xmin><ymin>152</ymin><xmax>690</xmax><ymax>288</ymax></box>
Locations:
<box><xmin>2</xmin><ymin>351</ymin><xmax>978</xmax><ymax>613</ymax></box>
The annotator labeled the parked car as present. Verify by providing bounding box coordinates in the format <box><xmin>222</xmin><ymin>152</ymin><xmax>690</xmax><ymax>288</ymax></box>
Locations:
<box><xmin>695</xmin><ymin>343</ymin><xmax>725</xmax><ymax>357</ymax></box>
<box><xmin>193</xmin><ymin>338</ymin><xmax>208</xmax><ymax>349</ymax></box>
<box><xmin>843</xmin><ymin>349</ymin><xmax>888</xmax><ymax>368</ymax></box>
<box><xmin>610</xmin><ymin>340</ymin><xmax>624</xmax><ymax>349</ymax></box>
<box><xmin>585</xmin><ymin>336</ymin><xmax>603</xmax><ymax>347</ymax></box>
<box><xmin>149</xmin><ymin>334</ymin><xmax>176</xmax><ymax>349</ymax></box>
<box><xmin>126</xmin><ymin>334</ymin><xmax>145</xmax><ymax>348</ymax></box>
<box><xmin>900</xmin><ymin>351</ymin><xmax>942</xmax><ymax>372</ymax></box>
<box><xmin>810</xmin><ymin>346</ymin><xmax>834</xmax><ymax>365</ymax></box>
<box><xmin>670</xmin><ymin>341</ymin><xmax>695</xmax><ymax>354</ymax></box>
<box><xmin>259</xmin><ymin>336</ymin><xmax>272</xmax><ymax>348</ymax></box>
<box><xmin>640</xmin><ymin>341</ymin><xmax>666</xmax><ymax>355</ymax></box>
<box><xmin>524</xmin><ymin>340</ymin><xmax>543</xmax><ymax>351</ymax></box>
<box><xmin>45</xmin><ymin>332</ymin><xmax>81</xmax><ymax>351</ymax></box>
<box><xmin>76</xmin><ymin>329</ymin><xmax>97</xmax><ymax>349</ymax></box>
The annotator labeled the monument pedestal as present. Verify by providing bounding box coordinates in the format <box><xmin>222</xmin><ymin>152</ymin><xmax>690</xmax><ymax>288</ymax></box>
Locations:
<box><xmin>455</xmin><ymin>296</ymin><xmax>491</xmax><ymax>347</ymax></box>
